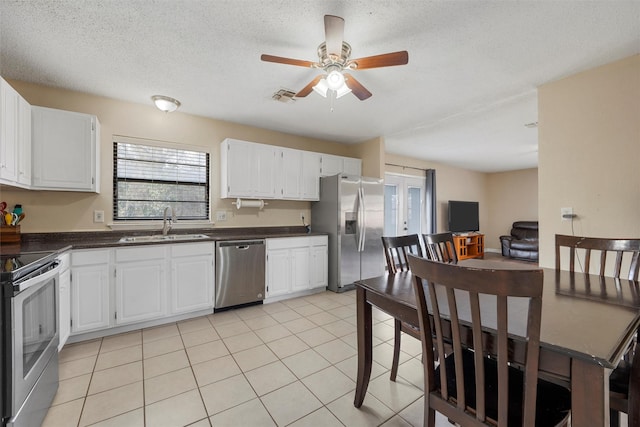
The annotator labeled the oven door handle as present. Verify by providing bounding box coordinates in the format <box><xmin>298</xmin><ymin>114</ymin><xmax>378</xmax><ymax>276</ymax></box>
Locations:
<box><xmin>16</xmin><ymin>262</ymin><xmax>60</xmax><ymax>293</ymax></box>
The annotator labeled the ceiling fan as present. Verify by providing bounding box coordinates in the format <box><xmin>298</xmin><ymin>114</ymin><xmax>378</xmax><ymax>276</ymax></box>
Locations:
<box><xmin>261</xmin><ymin>15</ymin><xmax>409</xmax><ymax>101</ymax></box>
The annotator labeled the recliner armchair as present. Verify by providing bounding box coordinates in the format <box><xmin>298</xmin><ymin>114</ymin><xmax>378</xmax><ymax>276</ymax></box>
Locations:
<box><xmin>500</xmin><ymin>221</ymin><xmax>539</xmax><ymax>261</ymax></box>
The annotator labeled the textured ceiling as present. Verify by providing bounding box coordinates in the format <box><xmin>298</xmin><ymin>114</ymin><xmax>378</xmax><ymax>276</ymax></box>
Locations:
<box><xmin>1</xmin><ymin>1</ymin><xmax>639</xmax><ymax>172</ymax></box>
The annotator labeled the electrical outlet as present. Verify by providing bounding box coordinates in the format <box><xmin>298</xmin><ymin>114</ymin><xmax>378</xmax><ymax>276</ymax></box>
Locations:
<box><xmin>93</xmin><ymin>210</ymin><xmax>104</xmax><ymax>223</ymax></box>
<box><xmin>561</xmin><ymin>207</ymin><xmax>574</xmax><ymax>221</ymax></box>
<box><xmin>215</xmin><ymin>211</ymin><xmax>227</xmax><ymax>221</ymax></box>
<box><xmin>300</xmin><ymin>212</ymin><xmax>305</xmax><ymax>221</ymax></box>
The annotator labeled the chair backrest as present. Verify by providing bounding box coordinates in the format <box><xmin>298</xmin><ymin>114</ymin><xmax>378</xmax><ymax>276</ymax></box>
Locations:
<box><xmin>381</xmin><ymin>234</ymin><xmax>423</xmax><ymax>273</ymax></box>
<box><xmin>422</xmin><ymin>232</ymin><xmax>458</xmax><ymax>263</ymax></box>
<box><xmin>407</xmin><ymin>254</ymin><xmax>544</xmax><ymax>426</ymax></box>
<box><xmin>555</xmin><ymin>234</ymin><xmax>640</xmax><ymax>280</ymax></box>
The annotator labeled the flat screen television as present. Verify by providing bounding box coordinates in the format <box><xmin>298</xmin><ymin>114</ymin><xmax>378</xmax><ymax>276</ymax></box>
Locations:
<box><xmin>448</xmin><ymin>200</ymin><xmax>479</xmax><ymax>233</ymax></box>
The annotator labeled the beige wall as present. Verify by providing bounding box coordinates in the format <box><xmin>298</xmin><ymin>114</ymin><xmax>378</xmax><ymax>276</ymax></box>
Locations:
<box><xmin>538</xmin><ymin>55</ymin><xmax>640</xmax><ymax>268</ymax></box>
<box><xmin>384</xmin><ymin>153</ymin><xmax>491</xmax><ymax>242</ymax></box>
<box><xmin>350</xmin><ymin>137</ymin><xmax>385</xmax><ymax>178</ymax></box>
<box><xmin>485</xmin><ymin>168</ymin><xmax>538</xmax><ymax>252</ymax></box>
<box><xmin>0</xmin><ymin>80</ymin><xmax>365</xmax><ymax>233</ymax></box>
<box><xmin>10</xmin><ymin>51</ymin><xmax>628</xmax><ymax>248</ymax></box>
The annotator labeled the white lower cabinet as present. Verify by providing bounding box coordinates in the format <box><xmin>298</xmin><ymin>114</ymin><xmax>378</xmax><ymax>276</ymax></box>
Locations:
<box><xmin>70</xmin><ymin>242</ymin><xmax>215</xmax><ymax>337</ymax></box>
<box><xmin>265</xmin><ymin>248</ymin><xmax>291</xmax><ymax>298</ymax></box>
<box><xmin>58</xmin><ymin>252</ymin><xmax>71</xmax><ymax>350</ymax></box>
<box><xmin>115</xmin><ymin>246</ymin><xmax>167</xmax><ymax>325</ymax></box>
<box><xmin>266</xmin><ymin>236</ymin><xmax>328</xmax><ymax>299</ymax></box>
<box><xmin>310</xmin><ymin>239</ymin><xmax>328</xmax><ymax>289</ymax></box>
<box><xmin>170</xmin><ymin>243</ymin><xmax>214</xmax><ymax>314</ymax></box>
<box><xmin>70</xmin><ymin>249</ymin><xmax>111</xmax><ymax>334</ymax></box>
<box><xmin>290</xmin><ymin>247</ymin><xmax>311</xmax><ymax>292</ymax></box>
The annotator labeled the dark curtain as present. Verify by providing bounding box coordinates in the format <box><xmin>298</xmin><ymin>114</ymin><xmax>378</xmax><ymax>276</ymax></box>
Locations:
<box><xmin>425</xmin><ymin>169</ymin><xmax>436</xmax><ymax>233</ymax></box>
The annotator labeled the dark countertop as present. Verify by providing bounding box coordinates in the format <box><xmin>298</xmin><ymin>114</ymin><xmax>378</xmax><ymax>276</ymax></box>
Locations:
<box><xmin>1</xmin><ymin>226</ymin><xmax>326</xmax><ymax>254</ymax></box>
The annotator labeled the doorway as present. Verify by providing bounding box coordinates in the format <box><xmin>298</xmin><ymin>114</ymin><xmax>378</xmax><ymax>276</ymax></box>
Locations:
<box><xmin>384</xmin><ymin>173</ymin><xmax>426</xmax><ymax>236</ymax></box>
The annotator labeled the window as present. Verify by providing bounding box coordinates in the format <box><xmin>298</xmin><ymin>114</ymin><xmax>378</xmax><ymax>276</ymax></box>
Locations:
<box><xmin>113</xmin><ymin>140</ymin><xmax>210</xmax><ymax>221</ymax></box>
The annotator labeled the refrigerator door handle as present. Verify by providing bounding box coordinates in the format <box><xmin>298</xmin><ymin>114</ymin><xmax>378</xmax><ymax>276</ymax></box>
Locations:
<box><xmin>354</xmin><ymin>186</ymin><xmax>361</xmax><ymax>252</ymax></box>
<box><xmin>359</xmin><ymin>186</ymin><xmax>366</xmax><ymax>252</ymax></box>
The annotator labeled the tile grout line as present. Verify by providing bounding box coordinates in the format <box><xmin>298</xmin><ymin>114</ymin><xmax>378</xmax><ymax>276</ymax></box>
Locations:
<box><xmin>54</xmin><ymin>292</ymin><xmax>427</xmax><ymax>427</ymax></box>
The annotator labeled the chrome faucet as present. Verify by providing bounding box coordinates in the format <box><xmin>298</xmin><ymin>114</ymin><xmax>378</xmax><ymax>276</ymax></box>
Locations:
<box><xmin>162</xmin><ymin>206</ymin><xmax>176</xmax><ymax>236</ymax></box>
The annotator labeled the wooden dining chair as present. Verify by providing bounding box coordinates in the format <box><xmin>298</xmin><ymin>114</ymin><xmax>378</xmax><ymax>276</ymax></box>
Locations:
<box><xmin>381</xmin><ymin>234</ymin><xmax>423</xmax><ymax>274</ymax></box>
<box><xmin>555</xmin><ymin>234</ymin><xmax>640</xmax><ymax>426</ymax></box>
<box><xmin>609</xmin><ymin>344</ymin><xmax>640</xmax><ymax>427</ymax></box>
<box><xmin>407</xmin><ymin>254</ymin><xmax>571</xmax><ymax>427</ymax></box>
<box><xmin>381</xmin><ymin>235</ymin><xmax>423</xmax><ymax>381</ymax></box>
<box><xmin>555</xmin><ymin>234</ymin><xmax>640</xmax><ymax>280</ymax></box>
<box><xmin>422</xmin><ymin>232</ymin><xmax>458</xmax><ymax>264</ymax></box>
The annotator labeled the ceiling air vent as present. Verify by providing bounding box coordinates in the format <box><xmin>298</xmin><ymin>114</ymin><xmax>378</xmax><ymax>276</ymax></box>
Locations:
<box><xmin>272</xmin><ymin>89</ymin><xmax>296</xmax><ymax>103</ymax></box>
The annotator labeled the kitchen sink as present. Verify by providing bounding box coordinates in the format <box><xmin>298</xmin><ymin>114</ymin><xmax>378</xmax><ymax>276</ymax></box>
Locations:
<box><xmin>119</xmin><ymin>234</ymin><xmax>210</xmax><ymax>243</ymax></box>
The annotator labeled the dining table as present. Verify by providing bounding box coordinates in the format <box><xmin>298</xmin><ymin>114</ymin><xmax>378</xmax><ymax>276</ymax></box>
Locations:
<box><xmin>353</xmin><ymin>259</ymin><xmax>640</xmax><ymax>427</ymax></box>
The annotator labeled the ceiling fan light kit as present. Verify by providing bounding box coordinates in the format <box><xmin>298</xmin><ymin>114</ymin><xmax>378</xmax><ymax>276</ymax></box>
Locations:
<box><xmin>325</xmin><ymin>68</ymin><xmax>345</xmax><ymax>90</ymax></box>
<box><xmin>334</xmin><ymin>83</ymin><xmax>352</xmax><ymax>99</ymax></box>
<box><xmin>151</xmin><ymin>95</ymin><xmax>181</xmax><ymax>112</ymax></box>
<box><xmin>261</xmin><ymin>15</ymin><xmax>408</xmax><ymax>102</ymax></box>
<box><xmin>312</xmin><ymin>79</ymin><xmax>329</xmax><ymax>97</ymax></box>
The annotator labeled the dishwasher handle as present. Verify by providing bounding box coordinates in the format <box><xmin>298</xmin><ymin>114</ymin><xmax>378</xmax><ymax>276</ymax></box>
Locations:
<box><xmin>217</xmin><ymin>240</ymin><xmax>265</xmax><ymax>248</ymax></box>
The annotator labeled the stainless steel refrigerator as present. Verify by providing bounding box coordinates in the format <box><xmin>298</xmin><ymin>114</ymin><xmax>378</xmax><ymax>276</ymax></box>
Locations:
<box><xmin>311</xmin><ymin>174</ymin><xmax>385</xmax><ymax>292</ymax></box>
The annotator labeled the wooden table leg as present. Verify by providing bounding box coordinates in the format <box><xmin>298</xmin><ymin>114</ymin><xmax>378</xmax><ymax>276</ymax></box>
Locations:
<box><xmin>354</xmin><ymin>286</ymin><xmax>373</xmax><ymax>407</ymax></box>
<box><xmin>571</xmin><ymin>358</ymin><xmax>610</xmax><ymax>427</ymax></box>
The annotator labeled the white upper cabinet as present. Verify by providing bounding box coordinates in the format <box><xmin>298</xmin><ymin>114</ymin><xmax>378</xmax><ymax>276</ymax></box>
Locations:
<box><xmin>221</xmin><ymin>138</ymin><xmax>353</xmax><ymax>201</ymax></box>
<box><xmin>0</xmin><ymin>78</ymin><xmax>19</xmax><ymax>183</ymax></box>
<box><xmin>0</xmin><ymin>77</ymin><xmax>31</xmax><ymax>188</ymax></box>
<box><xmin>279</xmin><ymin>148</ymin><xmax>302</xmax><ymax>199</ymax></box>
<box><xmin>253</xmin><ymin>142</ymin><xmax>278</xmax><ymax>198</ymax></box>
<box><xmin>222</xmin><ymin>139</ymin><xmax>253</xmax><ymax>197</ymax></box>
<box><xmin>221</xmin><ymin>138</ymin><xmax>277</xmax><ymax>199</ymax></box>
<box><xmin>320</xmin><ymin>154</ymin><xmax>343</xmax><ymax>177</ymax></box>
<box><xmin>320</xmin><ymin>153</ymin><xmax>362</xmax><ymax>177</ymax></box>
<box><xmin>31</xmin><ymin>106</ymin><xmax>100</xmax><ymax>192</ymax></box>
<box><xmin>343</xmin><ymin>156</ymin><xmax>362</xmax><ymax>176</ymax></box>
<box><xmin>301</xmin><ymin>151</ymin><xmax>321</xmax><ymax>200</ymax></box>
<box><xmin>277</xmin><ymin>148</ymin><xmax>320</xmax><ymax>201</ymax></box>
<box><xmin>17</xmin><ymin>96</ymin><xmax>31</xmax><ymax>186</ymax></box>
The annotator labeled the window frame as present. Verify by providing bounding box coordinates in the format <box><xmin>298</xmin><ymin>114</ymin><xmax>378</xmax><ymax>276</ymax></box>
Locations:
<box><xmin>112</xmin><ymin>137</ymin><xmax>211</xmax><ymax>222</ymax></box>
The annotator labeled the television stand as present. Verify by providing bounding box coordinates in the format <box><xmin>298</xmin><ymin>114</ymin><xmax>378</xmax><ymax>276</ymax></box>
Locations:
<box><xmin>452</xmin><ymin>233</ymin><xmax>484</xmax><ymax>260</ymax></box>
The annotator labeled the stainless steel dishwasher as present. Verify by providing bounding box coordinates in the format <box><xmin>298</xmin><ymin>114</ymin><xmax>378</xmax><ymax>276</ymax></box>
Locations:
<box><xmin>215</xmin><ymin>239</ymin><xmax>265</xmax><ymax>310</ymax></box>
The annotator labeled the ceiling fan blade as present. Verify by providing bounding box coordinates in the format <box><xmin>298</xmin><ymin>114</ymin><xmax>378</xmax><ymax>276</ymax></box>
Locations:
<box><xmin>343</xmin><ymin>73</ymin><xmax>372</xmax><ymax>100</ymax></box>
<box><xmin>349</xmin><ymin>51</ymin><xmax>409</xmax><ymax>70</ymax></box>
<box><xmin>295</xmin><ymin>75</ymin><xmax>324</xmax><ymax>97</ymax></box>
<box><xmin>324</xmin><ymin>15</ymin><xmax>345</xmax><ymax>57</ymax></box>
<box><xmin>260</xmin><ymin>54</ymin><xmax>316</xmax><ymax>68</ymax></box>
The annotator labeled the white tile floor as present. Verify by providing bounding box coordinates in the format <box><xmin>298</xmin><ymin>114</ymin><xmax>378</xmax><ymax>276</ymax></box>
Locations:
<box><xmin>43</xmin><ymin>290</ymin><xmax>455</xmax><ymax>427</ymax></box>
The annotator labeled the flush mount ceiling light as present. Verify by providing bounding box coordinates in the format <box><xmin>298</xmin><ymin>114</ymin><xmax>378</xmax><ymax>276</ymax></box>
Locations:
<box><xmin>151</xmin><ymin>95</ymin><xmax>181</xmax><ymax>112</ymax></box>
